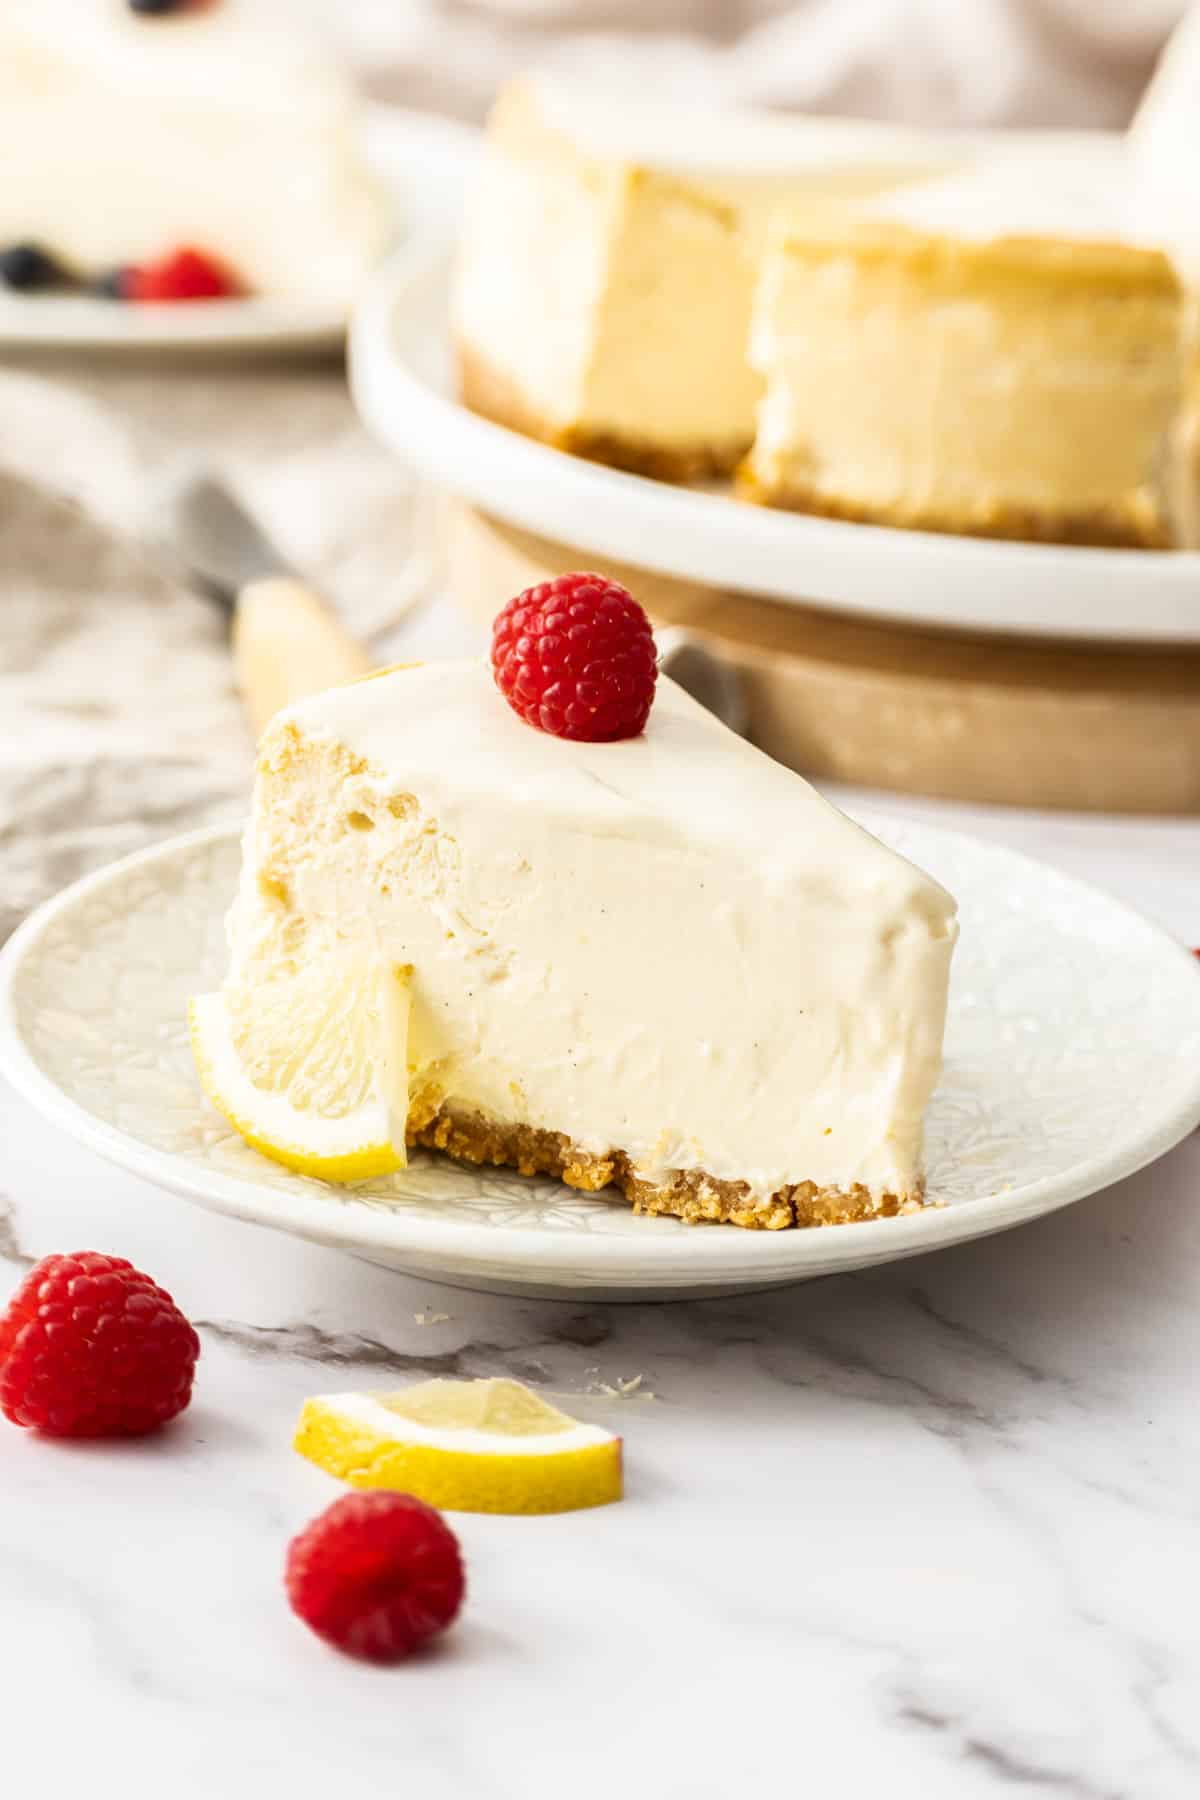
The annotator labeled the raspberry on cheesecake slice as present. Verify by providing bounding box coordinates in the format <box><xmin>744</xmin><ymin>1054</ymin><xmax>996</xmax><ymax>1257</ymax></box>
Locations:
<box><xmin>192</xmin><ymin>585</ymin><xmax>956</xmax><ymax>1229</ymax></box>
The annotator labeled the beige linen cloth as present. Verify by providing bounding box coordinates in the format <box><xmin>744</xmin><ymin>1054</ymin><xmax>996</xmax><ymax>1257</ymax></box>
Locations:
<box><xmin>335</xmin><ymin>0</ymin><xmax>1186</xmax><ymax>128</ymax></box>
<box><xmin>0</xmin><ymin>361</ymin><xmax>429</xmax><ymax>942</ymax></box>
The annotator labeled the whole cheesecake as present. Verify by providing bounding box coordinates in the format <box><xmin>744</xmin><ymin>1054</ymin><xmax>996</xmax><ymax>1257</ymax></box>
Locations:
<box><xmin>743</xmin><ymin>163</ymin><xmax>1188</xmax><ymax>548</ymax></box>
<box><xmin>193</xmin><ymin>660</ymin><xmax>957</xmax><ymax>1229</ymax></box>
<box><xmin>0</xmin><ymin>0</ymin><xmax>389</xmax><ymax>306</ymax></box>
<box><xmin>454</xmin><ymin>78</ymin><xmax>955</xmax><ymax>481</ymax></box>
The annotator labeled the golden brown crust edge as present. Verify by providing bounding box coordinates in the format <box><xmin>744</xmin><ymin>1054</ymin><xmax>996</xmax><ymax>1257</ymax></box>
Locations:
<box><xmin>457</xmin><ymin>341</ymin><xmax>750</xmax><ymax>484</ymax></box>
<box><xmin>736</xmin><ymin>466</ymin><xmax>1174</xmax><ymax>551</ymax></box>
<box><xmin>772</xmin><ymin>220</ymin><xmax>1181</xmax><ymax>297</ymax></box>
<box><xmin>408</xmin><ymin>1100</ymin><xmax>925</xmax><ymax>1231</ymax></box>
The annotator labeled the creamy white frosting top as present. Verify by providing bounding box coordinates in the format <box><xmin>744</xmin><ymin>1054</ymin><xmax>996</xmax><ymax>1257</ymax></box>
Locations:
<box><xmin>868</xmin><ymin>151</ymin><xmax>1147</xmax><ymax>246</ymax></box>
<box><xmin>524</xmin><ymin>74</ymin><xmax>1120</xmax><ymax>182</ymax></box>
<box><xmin>302</xmin><ymin>663</ymin><xmax>950</xmax><ymax>898</ymax></box>
<box><xmin>525</xmin><ymin>76</ymin><xmax>949</xmax><ymax>177</ymax></box>
<box><xmin>233</xmin><ymin>663</ymin><xmax>957</xmax><ymax>1204</ymax></box>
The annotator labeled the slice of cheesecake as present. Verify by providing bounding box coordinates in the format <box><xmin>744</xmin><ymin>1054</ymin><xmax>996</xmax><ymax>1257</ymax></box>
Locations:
<box><xmin>0</xmin><ymin>0</ymin><xmax>389</xmax><ymax>306</ymax></box>
<box><xmin>454</xmin><ymin>78</ymin><xmax>955</xmax><ymax>481</ymax></box>
<box><xmin>743</xmin><ymin>160</ymin><xmax>1187</xmax><ymax>547</ymax></box>
<box><xmin>196</xmin><ymin>660</ymin><xmax>957</xmax><ymax>1229</ymax></box>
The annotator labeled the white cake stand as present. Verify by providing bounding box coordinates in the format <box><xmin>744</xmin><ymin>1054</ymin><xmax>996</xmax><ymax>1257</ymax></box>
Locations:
<box><xmin>350</xmin><ymin>251</ymin><xmax>1200</xmax><ymax>646</ymax></box>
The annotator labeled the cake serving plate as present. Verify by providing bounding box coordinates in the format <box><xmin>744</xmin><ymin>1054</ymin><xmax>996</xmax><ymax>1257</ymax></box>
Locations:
<box><xmin>0</xmin><ymin>108</ymin><xmax>474</xmax><ymax>356</ymax></box>
<box><xmin>3</xmin><ymin>820</ymin><xmax>1199</xmax><ymax>1301</ymax></box>
<box><xmin>351</xmin><ymin>251</ymin><xmax>1200</xmax><ymax>646</ymax></box>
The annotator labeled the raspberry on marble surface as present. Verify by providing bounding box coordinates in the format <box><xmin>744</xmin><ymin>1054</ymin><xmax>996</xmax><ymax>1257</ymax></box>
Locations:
<box><xmin>0</xmin><ymin>1251</ymin><xmax>199</xmax><ymax>1437</ymax></box>
<box><xmin>286</xmin><ymin>1491</ymin><xmax>466</xmax><ymax>1664</ymax></box>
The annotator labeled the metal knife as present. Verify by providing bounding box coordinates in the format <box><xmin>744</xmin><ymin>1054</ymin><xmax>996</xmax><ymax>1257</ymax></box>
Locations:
<box><xmin>162</xmin><ymin>474</ymin><xmax>371</xmax><ymax>738</ymax></box>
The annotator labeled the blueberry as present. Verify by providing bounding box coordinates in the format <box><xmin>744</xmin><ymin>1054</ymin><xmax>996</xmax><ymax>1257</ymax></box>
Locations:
<box><xmin>0</xmin><ymin>241</ymin><xmax>72</xmax><ymax>292</ymax></box>
<box><xmin>128</xmin><ymin>0</ymin><xmax>188</xmax><ymax>13</ymax></box>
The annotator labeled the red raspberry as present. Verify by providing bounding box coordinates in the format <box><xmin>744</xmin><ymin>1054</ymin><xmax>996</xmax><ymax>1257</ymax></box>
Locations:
<box><xmin>127</xmin><ymin>245</ymin><xmax>241</xmax><ymax>303</ymax></box>
<box><xmin>491</xmin><ymin>572</ymin><xmax>658</xmax><ymax>741</ymax></box>
<box><xmin>286</xmin><ymin>1492</ymin><xmax>465</xmax><ymax>1664</ymax></box>
<box><xmin>0</xmin><ymin>1252</ymin><xmax>199</xmax><ymax>1437</ymax></box>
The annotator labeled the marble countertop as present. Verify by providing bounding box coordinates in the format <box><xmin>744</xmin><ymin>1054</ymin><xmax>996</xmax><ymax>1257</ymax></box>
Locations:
<box><xmin>2</xmin><ymin>778</ymin><xmax>1198</xmax><ymax>1800</ymax></box>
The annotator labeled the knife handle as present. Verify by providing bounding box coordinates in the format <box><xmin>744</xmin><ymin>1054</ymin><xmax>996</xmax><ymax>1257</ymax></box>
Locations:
<box><xmin>232</xmin><ymin>576</ymin><xmax>373</xmax><ymax>738</ymax></box>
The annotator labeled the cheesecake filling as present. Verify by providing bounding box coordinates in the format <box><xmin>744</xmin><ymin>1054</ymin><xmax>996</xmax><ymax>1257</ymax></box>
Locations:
<box><xmin>453</xmin><ymin>101</ymin><xmax>767</xmax><ymax>470</ymax></box>
<box><xmin>225</xmin><ymin>663</ymin><xmax>956</xmax><ymax>1218</ymax></box>
<box><xmin>746</xmin><ymin>168</ymin><xmax>1186</xmax><ymax>546</ymax></box>
<box><xmin>453</xmin><ymin>79</ymin><xmax>954</xmax><ymax>478</ymax></box>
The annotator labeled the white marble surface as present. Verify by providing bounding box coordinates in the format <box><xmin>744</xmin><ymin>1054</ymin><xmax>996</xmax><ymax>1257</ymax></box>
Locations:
<box><xmin>2</xmin><ymin>781</ymin><xmax>1198</xmax><ymax>1800</ymax></box>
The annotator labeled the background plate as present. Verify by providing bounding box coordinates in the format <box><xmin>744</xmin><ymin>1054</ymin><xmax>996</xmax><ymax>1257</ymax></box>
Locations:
<box><xmin>351</xmin><ymin>253</ymin><xmax>1200</xmax><ymax>645</ymax></box>
<box><xmin>0</xmin><ymin>107</ymin><xmax>475</xmax><ymax>355</ymax></box>
<box><xmin>2</xmin><ymin>822</ymin><xmax>1199</xmax><ymax>1299</ymax></box>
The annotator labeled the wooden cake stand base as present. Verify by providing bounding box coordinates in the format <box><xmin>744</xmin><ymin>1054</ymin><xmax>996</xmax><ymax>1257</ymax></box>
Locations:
<box><xmin>443</xmin><ymin>502</ymin><xmax>1200</xmax><ymax>814</ymax></box>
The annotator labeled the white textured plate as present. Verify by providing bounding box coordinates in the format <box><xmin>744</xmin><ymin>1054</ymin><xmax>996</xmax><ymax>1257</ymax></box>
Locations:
<box><xmin>0</xmin><ymin>108</ymin><xmax>475</xmax><ymax>355</ymax></box>
<box><xmin>350</xmin><ymin>252</ymin><xmax>1200</xmax><ymax>645</ymax></box>
<box><xmin>3</xmin><ymin>822</ymin><xmax>1199</xmax><ymax>1300</ymax></box>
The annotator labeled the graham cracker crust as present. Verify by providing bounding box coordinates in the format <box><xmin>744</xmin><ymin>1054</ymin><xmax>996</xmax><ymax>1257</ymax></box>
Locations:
<box><xmin>408</xmin><ymin>1102</ymin><xmax>921</xmax><ymax>1231</ymax></box>
<box><xmin>457</xmin><ymin>340</ymin><xmax>749</xmax><ymax>484</ymax></box>
<box><xmin>736</xmin><ymin>465</ymin><xmax>1173</xmax><ymax>550</ymax></box>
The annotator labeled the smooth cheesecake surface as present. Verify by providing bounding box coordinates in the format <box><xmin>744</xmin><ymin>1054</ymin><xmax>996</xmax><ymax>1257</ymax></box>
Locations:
<box><xmin>226</xmin><ymin>661</ymin><xmax>957</xmax><ymax>1226</ymax></box>
<box><xmin>745</xmin><ymin>164</ymin><xmax>1186</xmax><ymax>546</ymax></box>
<box><xmin>0</xmin><ymin>0</ymin><xmax>389</xmax><ymax>304</ymax></box>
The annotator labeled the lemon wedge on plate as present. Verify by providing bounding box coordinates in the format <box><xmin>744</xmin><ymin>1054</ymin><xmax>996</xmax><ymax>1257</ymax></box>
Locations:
<box><xmin>295</xmin><ymin>1378</ymin><xmax>624</xmax><ymax>1515</ymax></box>
<box><xmin>190</xmin><ymin>954</ymin><xmax>411</xmax><ymax>1183</ymax></box>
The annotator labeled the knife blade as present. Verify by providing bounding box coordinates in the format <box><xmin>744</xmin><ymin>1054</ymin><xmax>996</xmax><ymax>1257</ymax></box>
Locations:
<box><xmin>167</xmin><ymin>473</ymin><xmax>292</xmax><ymax>607</ymax></box>
<box><xmin>656</xmin><ymin>629</ymin><xmax>749</xmax><ymax>740</ymax></box>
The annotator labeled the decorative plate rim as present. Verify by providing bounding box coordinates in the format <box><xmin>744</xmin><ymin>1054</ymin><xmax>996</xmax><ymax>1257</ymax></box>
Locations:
<box><xmin>3</xmin><ymin>822</ymin><xmax>1199</xmax><ymax>1284</ymax></box>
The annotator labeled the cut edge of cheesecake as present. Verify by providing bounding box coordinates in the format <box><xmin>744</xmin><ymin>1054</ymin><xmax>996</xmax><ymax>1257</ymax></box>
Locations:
<box><xmin>456</xmin><ymin>338</ymin><xmax>747</xmax><ymax>485</ymax></box>
<box><xmin>452</xmin><ymin>77</ymin><xmax>959</xmax><ymax>485</ymax></box>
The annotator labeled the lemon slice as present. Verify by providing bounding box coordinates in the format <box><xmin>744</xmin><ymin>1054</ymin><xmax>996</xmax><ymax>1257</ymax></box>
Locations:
<box><xmin>295</xmin><ymin>1378</ymin><xmax>623</xmax><ymax>1515</ymax></box>
<box><xmin>190</xmin><ymin>955</ymin><xmax>411</xmax><ymax>1183</ymax></box>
